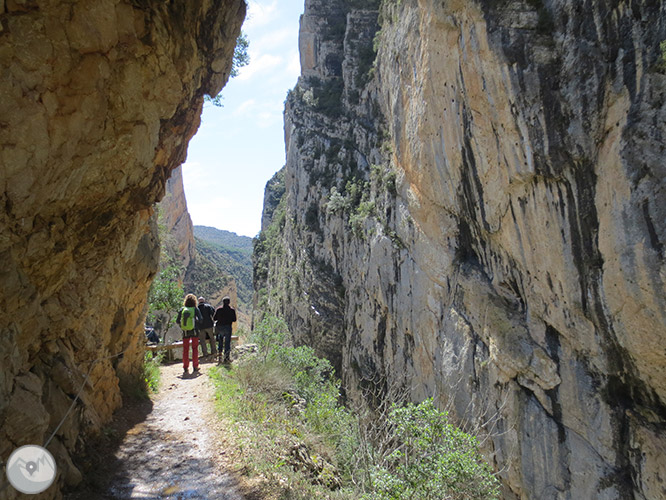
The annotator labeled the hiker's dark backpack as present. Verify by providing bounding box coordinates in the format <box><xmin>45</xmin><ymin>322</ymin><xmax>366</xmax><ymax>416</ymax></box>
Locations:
<box><xmin>180</xmin><ymin>306</ymin><xmax>195</xmax><ymax>330</ymax></box>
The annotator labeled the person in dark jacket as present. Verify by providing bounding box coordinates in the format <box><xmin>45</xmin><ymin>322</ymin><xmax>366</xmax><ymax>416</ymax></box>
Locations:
<box><xmin>176</xmin><ymin>293</ymin><xmax>203</xmax><ymax>375</ymax></box>
<box><xmin>213</xmin><ymin>296</ymin><xmax>237</xmax><ymax>363</ymax></box>
<box><xmin>197</xmin><ymin>296</ymin><xmax>217</xmax><ymax>358</ymax></box>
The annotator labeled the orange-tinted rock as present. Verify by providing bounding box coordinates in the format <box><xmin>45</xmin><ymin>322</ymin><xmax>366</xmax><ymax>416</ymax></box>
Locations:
<box><xmin>0</xmin><ymin>1</ymin><xmax>245</xmax><ymax>496</ymax></box>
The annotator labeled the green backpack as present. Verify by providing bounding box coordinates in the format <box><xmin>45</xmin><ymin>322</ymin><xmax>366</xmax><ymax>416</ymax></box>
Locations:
<box><xmin>180</xmin><ymin>306</ymin><xmax>195</xmax><ymax>330</ymax></box>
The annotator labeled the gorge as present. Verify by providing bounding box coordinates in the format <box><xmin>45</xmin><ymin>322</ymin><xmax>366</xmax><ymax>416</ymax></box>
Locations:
<box><xmin>0</xmin><ymin>0</ymin><xmax>664</xmax><ymax>499</ymax></box>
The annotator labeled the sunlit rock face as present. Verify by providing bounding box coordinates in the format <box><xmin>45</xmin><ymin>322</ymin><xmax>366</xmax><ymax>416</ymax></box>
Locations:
<box><xmin>255</xmin><ymin>0</ymin><xmax>666</xmax><ymax>498</ymax></box>
<box><xmin>159</xmin><ymin>166</ymin><xmax>196</xmax><ymax>271</ymax></box>
<box><xmin>0</xmin><ymin>0</ymin><xmax>245</xmax><ymax>496</ymax></box>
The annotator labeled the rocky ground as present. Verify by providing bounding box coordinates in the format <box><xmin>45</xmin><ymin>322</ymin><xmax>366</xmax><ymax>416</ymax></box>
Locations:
<box><xmin>67</xmin><ymin>359</ymin><xmax>244</xmax><ymax>500</ymax></box>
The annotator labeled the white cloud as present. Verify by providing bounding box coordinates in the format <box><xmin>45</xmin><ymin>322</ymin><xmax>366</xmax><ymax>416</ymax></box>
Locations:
<box><xmin>245</xmin><ymin>0</ymin><xmax>279</xmax><ymax>30</ymax></box>
<box><xmin>253</xmin><ymin>28</ymin><xmax>292</xmax><ymax>52</ymax></box>
<box><xmin>257</xmin><ymin>111</ymin><xmax>280</xmax><ymax>129</ymax></box>
<box><xmin>233</xmin><ymin>98</ymin><xmax>258</xmax><ymax>116</ymax></box>
<box><xmin>232</xmin><ymin>97</ymin><xmax>284</xmax><ymax>128</ymax></box>
<box><xmin>236</xmin><ymin>53</ymin><xmax>283</xmax><ymax>81</ymax></box>
<box><xmin>187</xmin><ymin>197</ymin><xmax>233</xmax><ymax>225</ymax></box>
<box><xmin>255</xmin><ymin>100</ymin><xmax>286</xmax><ymax>128</ymax></box>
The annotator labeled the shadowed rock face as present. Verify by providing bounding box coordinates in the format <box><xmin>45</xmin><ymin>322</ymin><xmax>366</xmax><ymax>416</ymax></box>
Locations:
<box><xmin>0</xmin><ymin>0</ymin><xmax>245</xmax><ymax>496</ymax></box>
<box><xmin>255</xmin><ymin>0</ymin><xmax>665</xmax><ymax>498</ymax></box>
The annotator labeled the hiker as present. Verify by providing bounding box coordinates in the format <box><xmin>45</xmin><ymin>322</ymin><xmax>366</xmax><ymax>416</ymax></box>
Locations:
<box><xmin>213</xmin><ymin>296</ymin><xmax>237</xmax><ymax>363</ymax></box>
<box><xmin>197</xmin><ymin>296</ymin><xmax>217</xmax><ymax>358</ymax></box>
<box><xmin>145</xmin><ymin>325</ymin><xmax>160</xmax><ymax>344</ymax></box>
<box><xmin>176</xmin><ymin>293</ymin><xmax>203</xmax><ymax>375</ymax></box>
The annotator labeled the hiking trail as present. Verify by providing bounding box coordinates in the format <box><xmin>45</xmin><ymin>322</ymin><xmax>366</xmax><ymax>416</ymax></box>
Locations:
<box><xmin>67</xmin><ymin>359</ymin><xmax>242</xmax><ymax>499</ymax></box>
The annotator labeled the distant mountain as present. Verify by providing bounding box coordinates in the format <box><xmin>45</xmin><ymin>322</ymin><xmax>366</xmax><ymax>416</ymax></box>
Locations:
<box><xmin>193</xmin><ymin>226</ymin><xmax>253</xmax><ymax>253</ymax></box>
<box><xmin>188</xmin><ymin>227</ymin><xmax>254</xmax><ymax>312</ymax></box>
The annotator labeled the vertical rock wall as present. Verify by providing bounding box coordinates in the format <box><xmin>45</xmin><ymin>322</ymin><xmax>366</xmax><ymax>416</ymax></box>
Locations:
<box><xmin>159</xmin><ymin>165</ymin><xmax>196</xmax><ymax>271</ymax></box>
<box><xmin>0</xmin><ymin>0</ymin><xmax>245</xmax><ymax>497</ymax></box>
<box><xmin>255</xmin><ymin>0</ymin><xmax>665</xmax><ymax>498</ymax></box>
<box><xmin>255</xmin><ymin>0</ymin><xmax>383</xmax><ymax>372</ymax></box>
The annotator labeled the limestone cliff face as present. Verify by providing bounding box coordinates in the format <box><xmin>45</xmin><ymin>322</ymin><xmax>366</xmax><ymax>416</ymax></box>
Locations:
<box><xmin>158</xmin><ymin>165</ymin><xmax>196</xmax><ymax>271</ymax></box>
<box><xmin>0</xmin><ymin>1</ymin><xmax>245</xmax><ymax>497</ymax></box>
<box><xmin>255</xmin><ymin>0</ymin><xmax>666</xmax><ymax>498</ymax></box>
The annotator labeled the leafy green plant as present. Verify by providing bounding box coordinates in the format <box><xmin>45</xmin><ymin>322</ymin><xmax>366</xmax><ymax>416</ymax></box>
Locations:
<box><xmin>250</xmin><ymin>315</ymin><xmax>289</xmax><ymax>361</ymax></box>
<box><xmin>370</xmin><ymin>163</ymin><xmax>397</xmax><ymax>196</ymax></box>
<box><xmin>366</xmin><ymin>399</ymin><xmax>500</xmax><ymax>500</ymax></box>
<box><xmin>327</xmin><ymin>187</ymin><xmax>347</xmax><ymax>214</ymax></box>
<box><xmin>231</xmin><ymin>32</ymin><xmax>250</xmax><ymax>77</ymax></box>
<box><xmin>350</xmin><ymin>200</ymin><xmax>376</xmax><ymax>237</ymax></box>
<box><xmin>344</xmin><ymin>178</ymin><xmax>368</xmax><ymax>208</ymax></box>
<box><xmin>146</xmin><ymin>264</ymin><xmax>183</xmax><ymax>329</ymax></box>
<box><xmin>142</xmin><ymin>352</ymin><xmax>164</xmax><ymax>394</ymax></box>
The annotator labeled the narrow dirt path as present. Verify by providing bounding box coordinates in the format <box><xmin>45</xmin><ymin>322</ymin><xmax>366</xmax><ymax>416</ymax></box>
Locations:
<box><xmin>69</xmin><ymin>359</ymin><xmax>243</xmax><ymax>499</ymax></box>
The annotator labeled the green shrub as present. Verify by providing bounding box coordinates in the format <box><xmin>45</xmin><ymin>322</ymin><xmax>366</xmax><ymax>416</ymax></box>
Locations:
<box><xmin>146</xmin><ymin>264</ymin><xmax>183</xmax><ymax>327</ymax></box>
<box><xmin>370</xmin><ymin>164</ymin><xmax>397</xmax><ymax>196</ymax></box>
<box><xmin>235</xmin><ymin>357</ymin><xmax>294</xmax><ymax>399</ymax></box>
<box><xmin>250</xmin><ymin>315</ymin><xmax>289</xmax><ymax>361</ymax></box>
<box><xmin>327</xmin><ymin>187</ymin><xmax>347</xmax><ymax>214</ymax></box>
<box><xmin>210</xmin><ymin>317</ymin><xmax>499</xmax><ymax>500</ymax></box>
<box><xmin>350</xmin><ymin>200</ymin><xmax>376</xmax><ymax>237</ymax></box>
<box><xmin>143</xmin><ymin>352</ymin><xmax>163</xmax><ymax>394</ymax></box>
<box><xmin>366</xmin><ymin>399</ymin><xmax>500</xmax><ymax>500</ymax></box>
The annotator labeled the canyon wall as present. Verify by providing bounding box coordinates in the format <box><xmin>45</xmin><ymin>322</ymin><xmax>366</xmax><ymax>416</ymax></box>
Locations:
<box><xmin>255</xmin><ymin>0</ymin><xmax>666</xmax><ymax>498</ymax></box>
<box><xmin>0</xmin><ymin>1</ymin><xmax>245</xmax><ymax>497</ymax></box>
<box><xmin>158</xmin><ymin>165</ymin><xmax>196</xmax><ymax>271</ymax></box>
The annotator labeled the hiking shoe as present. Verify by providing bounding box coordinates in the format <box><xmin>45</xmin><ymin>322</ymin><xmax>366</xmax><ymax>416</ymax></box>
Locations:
<box><xmin>183</xmin><ymin>368</ymin><xmax>188</xmax><ymax>375</ymax></box>
<box><xmin>193</xmin><ymin>367</ymin><xmax>200</xmax><ymax>373</ymax></box>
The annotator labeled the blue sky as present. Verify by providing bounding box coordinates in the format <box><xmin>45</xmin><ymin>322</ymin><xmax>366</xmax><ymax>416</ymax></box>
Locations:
<box><xmin>182</xmin><ymin>0</ymin><xmax>304</xmax><ymax>238</ymax></box>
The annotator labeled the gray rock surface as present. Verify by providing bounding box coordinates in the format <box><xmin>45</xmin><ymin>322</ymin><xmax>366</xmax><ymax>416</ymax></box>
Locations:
<box><xmin>254</xmin><ymin>0</ymin><xmax>666</xmax><ymax>498</ymax></box>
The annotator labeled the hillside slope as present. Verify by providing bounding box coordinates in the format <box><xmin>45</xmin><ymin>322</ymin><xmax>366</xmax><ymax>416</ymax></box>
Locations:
<box><xmin>194</xmin><ymin>225</ymin><xmax>253</xmax><ymax>253</ymax></box>
<box><xmin>188</xmin><ymin>227</ymin><xmax>253</xmax><ymax>313</ymax></box>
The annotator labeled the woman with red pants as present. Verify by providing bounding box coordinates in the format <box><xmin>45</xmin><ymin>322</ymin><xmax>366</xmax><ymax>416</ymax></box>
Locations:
<box><xmin>176</xmin><ymin>293</ymin><xmax>203</xmax><ymax>375</ymax></box>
